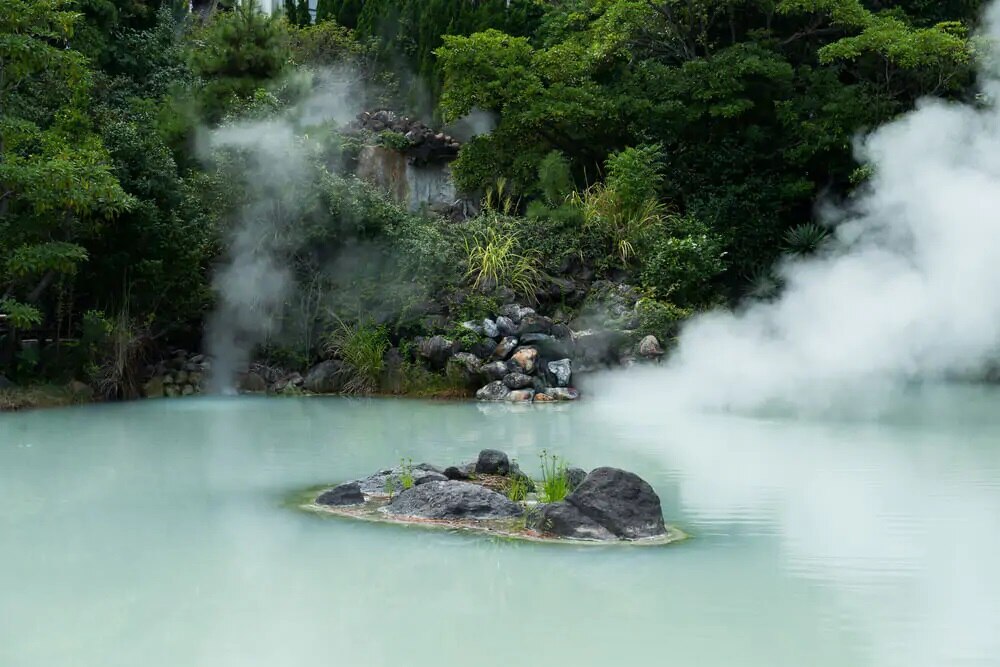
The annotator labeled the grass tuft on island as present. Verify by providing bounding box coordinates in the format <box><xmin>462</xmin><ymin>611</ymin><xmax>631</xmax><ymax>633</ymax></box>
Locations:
<box><xmin>0</xmin><ymin>384</ymin><xmax>93</xmax><ymax>411</ymax></box>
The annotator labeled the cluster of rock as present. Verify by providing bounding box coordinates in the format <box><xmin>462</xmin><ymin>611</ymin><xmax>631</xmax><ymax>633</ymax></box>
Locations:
<box><xmin>314</xmin><ymin>448</ymin><xmax>669</xmax><ymax>543</ymax></box>
<box><xmin>142</xmin><ymin>350</ymin><xmax>210</xmax><ymax>398</ymax></box>
<box><xmin>351</xmin><ymin>110</ymin><xmax>461</xmax><ymax>164</ymax></box>
<box><xmin>413</xmin><ymin>303</ymin><xmax>580</xmax><ymax>403</ymax></box>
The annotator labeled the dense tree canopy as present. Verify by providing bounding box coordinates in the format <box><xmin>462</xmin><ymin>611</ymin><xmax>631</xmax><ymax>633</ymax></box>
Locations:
<box><xmin>0</xmin><ymin>0</ymin><xmax>988</xmax><ymax>391</ymax></box>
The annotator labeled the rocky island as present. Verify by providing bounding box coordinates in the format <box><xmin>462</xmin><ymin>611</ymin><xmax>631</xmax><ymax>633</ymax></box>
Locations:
<box><xmin>302</xmin><ymin>449</ymin><xmax>684</xmax><ymax>545</ymax></box>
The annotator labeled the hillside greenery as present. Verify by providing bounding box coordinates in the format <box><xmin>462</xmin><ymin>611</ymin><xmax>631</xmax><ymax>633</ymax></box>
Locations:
<box><xmin>0</xmin><ymin>0</ymin><xmax>985</xmax><ymax>393</ymax></box>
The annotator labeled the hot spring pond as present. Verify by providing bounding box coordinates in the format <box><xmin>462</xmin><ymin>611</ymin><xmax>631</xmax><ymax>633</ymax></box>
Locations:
<box><xmin>2</xmin><ymin>388</ymin><xmax>1000</xmax><ymax>667</ymax></box>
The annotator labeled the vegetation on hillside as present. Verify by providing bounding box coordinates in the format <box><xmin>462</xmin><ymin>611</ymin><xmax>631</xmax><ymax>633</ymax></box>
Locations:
<box><xmin>0</xmin><ymin>0</ymin><xmax>985</xmax><ymax>395</ymax></box>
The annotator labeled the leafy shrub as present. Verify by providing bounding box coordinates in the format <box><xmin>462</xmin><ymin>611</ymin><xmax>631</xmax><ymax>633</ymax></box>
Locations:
<box><xmin>323</xmin><ymin>316</ymin><xmax>389</xmax><ymax>394</ymax></box>
<box><xmin>638</xmin><ymin>215</ymin><xmax>726</xmax><ymax>309</ymax></box>
<box><xmin>635</xmin><ymin>298</ymin><xmax>690</xmax><ymax>342</ymax></box>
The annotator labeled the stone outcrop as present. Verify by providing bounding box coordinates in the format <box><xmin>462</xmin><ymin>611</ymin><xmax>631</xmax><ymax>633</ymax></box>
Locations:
<box><xmin>386</xmin><ymin>481</ymin><xmax>524</xmax><ymax>520</ymax></box>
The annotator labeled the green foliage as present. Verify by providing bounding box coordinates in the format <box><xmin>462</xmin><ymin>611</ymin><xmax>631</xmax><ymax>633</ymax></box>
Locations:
<box><xmin>189</xmin><ymin>0</ymin><xmax>290</xmax><ymax>122</ymax></box>
<box><xmin>783</xmin><ymin>223</ymin><xmax>832</xmax><ymax>256</ymax></box>
<box><xmin>506</xmin><ymin>475</ymin><xmax>529</xmax><ymax>502</ymax></box>
<box><xmin>322</xmin><ymin>315</ymin><xmax>390</xmax><ymax>394</ymax></box>
<box><xmin>638</xmin><ymin>215</ymin><xmax>726</xmax><ymax>309</ymax></box>
<box><xmin>400</xmin><ymin>458</ymin><xmax>415</xmax><ymax>490</ymax></box>
<box><xmin>635</xmin><ymin>298</ymin><xmax>690</xmax><ymax>342</ymax></box>
<box><xmin>376</xmin><ymin>130</ymin><xmax>412</xmax><ymax>151</ymax></box>
<box><xmin>538</xmin><ymin>450</ymin><xmax>571</xmax><ymax>503</ymax></box>
<box><xmin>463</xmin><ymin>220</ymin><xmax>542</xmax><ymax>299</ymax></box>
<box><xmin>0</xmin><ymin>298</ymin><xmax>43</xmax><ymax>329</ymax></box>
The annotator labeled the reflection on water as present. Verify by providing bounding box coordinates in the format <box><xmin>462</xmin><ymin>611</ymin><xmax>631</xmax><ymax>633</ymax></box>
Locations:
<box><xmin>2</xmin><ymin>389</ymin><xmax>999</xmax><ymax>666</ymax></box>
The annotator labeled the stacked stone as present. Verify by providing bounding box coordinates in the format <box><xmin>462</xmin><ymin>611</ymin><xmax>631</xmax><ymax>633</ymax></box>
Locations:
<box><xmin>426</xmin><ymin>304</ymin><xmax>580</xmax><ymax>403</ymax></box>
<box><xmin>142</xmin><ymin>350</ymin><xmax>209</xmax><ymax>398</ymax></box>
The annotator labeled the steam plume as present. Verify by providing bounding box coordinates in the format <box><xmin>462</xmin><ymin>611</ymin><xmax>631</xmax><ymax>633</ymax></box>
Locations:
<box><xmin>653</xmin><ymin>7</ymin><xmax>1000</xmax><ymax>414</ymax></box>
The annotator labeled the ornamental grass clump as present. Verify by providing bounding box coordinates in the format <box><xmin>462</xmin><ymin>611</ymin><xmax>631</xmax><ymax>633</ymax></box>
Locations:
<box><xmin>539</xmin><ymin>450</ymin><xmax>571</xmax><ymax>503</ymax></box>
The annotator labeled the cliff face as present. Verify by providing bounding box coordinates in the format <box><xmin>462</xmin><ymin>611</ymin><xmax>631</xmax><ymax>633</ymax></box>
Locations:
<box><xmin>350</xmin><ymin>110</ymin><xmax>475</xmax><ymax>217</ymax></box>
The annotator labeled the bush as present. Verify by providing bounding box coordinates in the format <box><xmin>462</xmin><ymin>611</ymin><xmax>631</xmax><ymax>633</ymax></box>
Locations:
<box><xmin>638</xmin><ymin>216</ymin><xmax>726</xmax><ymax>309</ymax></box>
<box><xmin>323</xmin><ymin>316</ymin><xmax>389</xmax><ymax>394</ymax></box>
<box><xmin>463</xmin><ymin>217</ymin><xmax>542</xmax><ymax>300</ymax></box>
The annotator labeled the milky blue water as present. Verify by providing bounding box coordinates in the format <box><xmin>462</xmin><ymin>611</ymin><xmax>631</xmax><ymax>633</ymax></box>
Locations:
<box><xmin>2</xmin><ymin>387</ymin><xmax>998</xmax><ymax>666</ymax></box>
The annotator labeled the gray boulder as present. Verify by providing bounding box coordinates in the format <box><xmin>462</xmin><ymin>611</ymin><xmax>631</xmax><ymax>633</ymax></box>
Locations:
<box><xmin>475</xmin><ymin>449</ymin><xmax>510</xmax><ymax>475</ymax></box>
<box><xmin>304</xmin><ymin>360</ymin><xmax>345</xmax><ymax>393</ymax></box>
<box><xmin>476</xmin><ymin>381</ymin><xmax>510</xmax><ymax>401</ymax></box>
<box><xmin>503</xmin><ymin>372</ymin><xmax>533</xmax><ymax>390</ymax></box>
<box><xmin>418</xmin><ymin>335</ymin><xmax>455</xmax><ymax>369</ymax></box>
<box><xmin>386</xmin><ymin>481</ymin><xmax>523</xmax><ymax>520</ymax></box>
<box><xmin>481</xmin><ymin>361</ymin><xmax>509</xmax><ymax>382</ymax></box>
<box><xmin>517</xmin><ymin>314</ymin><xmax>553</xmax><ymax>335</ymax></box>
<box><xmin>566</xmin><ymin>467</ymin><xmax>666</xmax><ymax>539</ymax></box>
<box><xmin>414</xmin><ymin>472</ymin><xmax>449</xmax><ymax>485</ymax></box>
<box><xmin>505</xmin><ymin>389</ymin><xmax>535</xmax><ymax>402</ymax></box>
<box><xmin>547</xmin><ymin>359</ymin><xmax>572</xmax><ymax>387</ymax></box>
<box><xmin>495</xmin><ymin>316</ymin><xmax>517</xmax><ymax>337</ymax></box>
<box><xmin>461</xmin><ymin>321</ymin><xmax>485</xmax><ymax>336</ymax></box>
<box><xmin>238</xmin><ymin>371</ymin><xmax>267</xmax><ymax>393</ymax></box>
<box><xmin>482</xmin><ymin>318</ymin><xmax>500</xmax><ymax>339</ymax></box>
<box><xmin>317</xmin><ymin>482</ymin><xmax>365</xmax><ymax>506</ymax></box>
<box><xmin>494</xmin><ymin>336</ymin><xmax>519</xmax><ymax>359</ymax></box>
<box><xmin>532</xmin><ymin>501</ymin><xmax>616</xmax><ymax>541</ymax></box>
<box><xmin>542</xmin><ymin>387</ymin><xmax>579</xmax><ymax>401</ymax></box>
<box><xmin>444</xmin><ymin>463</ymin><xmax>475</xmax><ymax>480</ymax></box>
<box><xmin>565</xmin><ymin>467</ymin><xmax>587</xmax><ymax>491</ymax></box>
<box><xmin>356</xmin><ymin>466</ymin><xmax>447</xmax><ymax>496</ymax></box>
<box><xmin>638</xmin><ymin>335</ymin><xmax>664</xmax><ymax>358</ymax></box>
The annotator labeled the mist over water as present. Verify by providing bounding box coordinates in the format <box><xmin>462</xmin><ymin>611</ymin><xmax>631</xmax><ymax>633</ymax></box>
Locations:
<box><xmin>650</xmin><ymin>4</ymin><xmax>1000</xmax><ymax>414</ymax></box>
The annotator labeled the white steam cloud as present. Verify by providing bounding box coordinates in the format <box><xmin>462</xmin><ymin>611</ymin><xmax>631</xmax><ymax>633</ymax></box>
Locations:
<box><xmin>203</xmin><ymin>69</ymin><xmax>364</xmax><ymax>392</ymax></box>
<box><xmin>654</xmin><ymin>6</ymin><xmax>1000</xmax><ymax>414</ymax></box>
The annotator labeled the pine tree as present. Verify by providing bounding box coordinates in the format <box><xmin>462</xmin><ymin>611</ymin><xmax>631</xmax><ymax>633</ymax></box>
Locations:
<box><xmin>296</xmin><ymin>0</ymin><xmax>311</xmax><ymax>26</ymax></box>
<box><xmin>315</xmin><ymin>0</ymin><xmax>333</xmax><ymax>23</ymax></box>
<box><xmin>283</xmin><ymin>0</ymin><xmax>296</xmax><ymax>21</ymax></box>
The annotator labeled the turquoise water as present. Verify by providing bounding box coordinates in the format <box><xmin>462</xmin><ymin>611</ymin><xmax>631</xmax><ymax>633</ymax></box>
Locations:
<box><xmin>2</xmin><ymin>387</ymin><xmax>999</xmax><ymax>666</ymax></box>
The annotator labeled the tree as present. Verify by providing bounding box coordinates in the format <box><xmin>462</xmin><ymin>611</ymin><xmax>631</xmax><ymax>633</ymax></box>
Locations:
<box><xmin>296</xmin><ymin>0</ymin><xmax>311</xmax><ymax>26</ymax></box>
<box><xmin>0</xmin><ymin>0</ymin><xmax>132</xmax><ymax>353</ymax></box>
<box><xmin>188</xmin><ymin>0</ymin><xmax>290</xmax><ymax>122</ymax></box>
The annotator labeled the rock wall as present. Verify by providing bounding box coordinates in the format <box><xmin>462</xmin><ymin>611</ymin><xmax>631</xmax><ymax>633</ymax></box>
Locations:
<box><xmin>356</xmin><ymin>146</ymin><xmax>460</xmax><ymax>213</ymax></box>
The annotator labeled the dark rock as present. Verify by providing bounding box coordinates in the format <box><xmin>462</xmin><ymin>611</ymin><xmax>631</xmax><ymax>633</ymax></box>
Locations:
<box><xmin>447</xmin><ymin>352</ymin><xmax>483</xmax><ymax>387</ymax></box>
<box><xmin>475</xmin><ymin>449</ymin><xmax>510</xmax><ymax>475</ymax></box>
<box><xmin>565</xmin><ymin>467</ymin><xmax>587</xmax><ymax>491</ymax></box>
<box><xmin>317</xmin><ymin>482</ymin><xmax>365</xmax><ymax>506</ymax></box>
<box><xmin>521</xmin><ymin>334</ymin><xmax>573</xmax><ymax>360</ymax></box>
<box><xmin>444</xmin><ymin>463</ymin><xmax>475</xmax><ymax>480</ymax></box>
<box><xmin>534</xmin><ymin>501</ymin><xmax>616</xmax><ymax>541</ymax></box>
<box><xmin>531</xmin><ymin>376</ymin><xmax>550</xmax><ymax>393</ymax></box>
<box><xmin>304</xmin><ymin>360</ymin><xmax>345</xmax><ymax>393</ymax></box>
<box><xmin>471</xmin><ymin>338</ymin><xmax>498</xmax><ymax>360</ymax></box>
<box><xmin>547</xmin><ymin>359</ymin><xmax>572</xmax><ymax>387</ymax></box>
<box><xmin>356</xmin><ymin>467</ymin><xmax>447</xmax><ymax>496</ymax></box>
<box><xmin>414</xmin><ymin>472</ymin><xmax>450</xmax><ymax>485</ymax></box>
<box><xmin>418</xmin><ymin>335</ymin><xmax>456</xmax><ymax>369</ymax></box>
<box><xmin>499</xmin><ymin>304</ymin><xmax>524</xmax><ymax>323</ymax></box>
<box><xmin>238</xmin><ymin>372</ymin><xmax>267</xmax><ymax>393</ymax></box>
<box><xmin>476</xmin><ymin>381</ymin><xmax>510</xmax><ymax>401</ymax></box>
<box><xmin>551</xmin><ymin>323</ymin><xmax>573</xmax><ymax>340</ymax></box>
<box><xmin>481</xmin><ymin>361</ymin><xmax>509</xmax><ymax>382</ymax></box>
<box><xmin>517</xmin><ymin>314</ymin><xmax>553</xmax><ymax>335</ymax></box>
<box><xmin>566</xmin><ymin>467</ymin><xmax>666</xmax><ymax>539</ymax></box>
<box><xmin>573</xmin><ymin>329</ymin><xmax>630</xmax><ymax>369</ymax></box>
<box><xmin>494</xmin><ymin>336</ymin><xmax>518</xmax><ymax>359</ymax></box>
<box><xmin>509</xmin><ymin>461</ymin><xmax>537</xmax><ymax>492</ymax></box>
<box><xmin>503</xmin><ymin>372</ymin><xmax>534</xmax><ymax>390</ymax></box>
<box><xmin>509</xmin><ymin>347</ymin><xmax>538</xmax><ymax>374</ymax></box>
<box><xmin>495</xmin><ymin>316</ymin><xmax>517</xmax><ymax>337</ymax></box>
<box><xmin>386</xmin><ymin>481</ymin><xmax>523</xmax><ymax>520</ymax></box>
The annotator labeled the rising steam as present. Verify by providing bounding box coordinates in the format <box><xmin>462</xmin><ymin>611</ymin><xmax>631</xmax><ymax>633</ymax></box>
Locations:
<box><xmin>202</xmin><ymin>69</ymin><xmax>363</xmax><ymax>392</ymax></box>
<box><xmin>648</xmin><ymin>6</ymin><xmax>1000</xmax><ymax>414</ymax></box>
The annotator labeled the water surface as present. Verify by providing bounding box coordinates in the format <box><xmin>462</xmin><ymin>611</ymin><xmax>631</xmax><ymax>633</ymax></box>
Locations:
<box><xmin>2</xmin><ymin>388</ymin><xmax>998</xmax><ymax>666</ymax></box>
